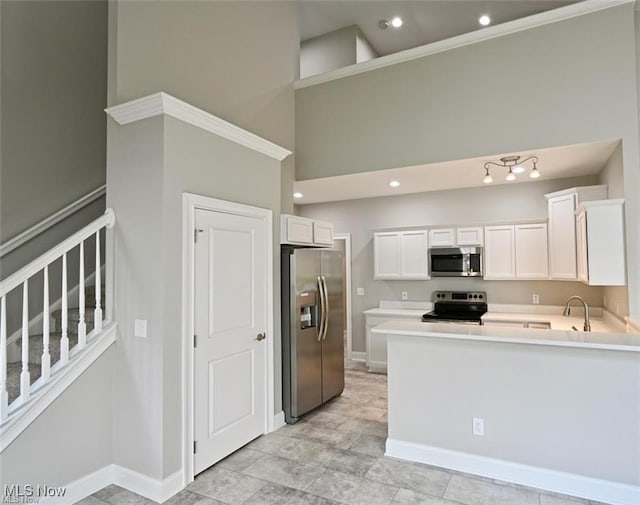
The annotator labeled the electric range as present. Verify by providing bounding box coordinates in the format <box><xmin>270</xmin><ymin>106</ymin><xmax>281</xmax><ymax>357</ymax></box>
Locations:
<box><xmin>421</xmin><ymin>291</ymin><xmax>487</xmax><ymax>325</ymax></box>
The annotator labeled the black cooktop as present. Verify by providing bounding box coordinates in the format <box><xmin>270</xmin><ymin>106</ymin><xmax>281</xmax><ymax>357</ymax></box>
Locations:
<box><xmin>422</xmin><ymin>291</ymin><xmax>487</xmax><ymax>323</ymax></box>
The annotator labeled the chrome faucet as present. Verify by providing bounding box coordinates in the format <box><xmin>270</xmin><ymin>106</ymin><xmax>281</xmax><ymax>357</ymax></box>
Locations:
<box><xmin>563</xmin><ymin>296</ymin><xmax>591</xmax><ymax>331</ymax></box>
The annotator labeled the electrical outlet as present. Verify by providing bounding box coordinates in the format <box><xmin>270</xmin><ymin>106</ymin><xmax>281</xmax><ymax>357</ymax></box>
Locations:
<box><xmin>134</xmin><ymin>319</ymin><xmax>148</xmax><ymax>338</ymax></box>
<box><xmin>472</xmin><ymin>417</ymin><xmax>484</xmax><ymax>436</ymax></box>
<box><xmin>532</xmin><ymin>294</ymin><xmax>540</xmax><ymax>305</ymax></box>
<box><xmin>401</xmin><ymin>291</ymin><xmax>408</xmax><ymax>300</ymax></box>
<box><xmin>357</xmin><ymin>287</ymin><xmax>365</xmax><ymax>296</ymax></box>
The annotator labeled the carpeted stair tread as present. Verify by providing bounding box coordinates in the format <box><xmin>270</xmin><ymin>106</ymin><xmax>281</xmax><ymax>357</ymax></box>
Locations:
<box><xmin>16</xmin><ymin>333</ymin><xmax>78</xmax><ymax>365</ymax></box>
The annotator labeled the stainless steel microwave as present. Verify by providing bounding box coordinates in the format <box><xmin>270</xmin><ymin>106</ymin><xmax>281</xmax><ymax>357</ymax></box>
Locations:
<box><xmin>429</xmin><ymin>247</ymin><xmax>483</xmax><ymax>277</ymax></box>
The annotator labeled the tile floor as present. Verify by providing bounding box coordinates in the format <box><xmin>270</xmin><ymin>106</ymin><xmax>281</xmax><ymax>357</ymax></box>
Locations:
<box><xmin>77</xmin><ymin>361</ymin><xmax>604</xmax><ymax>505</ymax></box>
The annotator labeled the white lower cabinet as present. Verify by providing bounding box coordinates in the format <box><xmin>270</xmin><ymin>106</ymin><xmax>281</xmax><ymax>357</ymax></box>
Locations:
<box><xmin>365</xmin><ymin>311</ymin><xmax>424</xmax><ymax>372</ymax></box>
<box><xmin>575</xmin><ymin>200</ymin><xmax>626</xmax><ymax>286</ymax></box>
<box><xmin>484</xmin><ymin>224</ymin><xmax>548</xmax><ymax>280</ymax></box>
<box><xmin>374</xmin><ymin>230</ymin><xmax>429</xmax><ymax>280</ymax></box>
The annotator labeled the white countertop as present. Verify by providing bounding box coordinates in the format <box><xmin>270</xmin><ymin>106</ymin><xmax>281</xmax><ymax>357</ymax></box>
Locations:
<box><xmin>481</xmin><ymin>311</ymin><xmax>618</xmax><ymax>333</ymax></box>
<box><xmin>371</xmin><ymin>319</ymin><xmax>640</xmax><ymax>352</ymax></box>
<box><xmin>363</xmin><ymin>301</ymin><xmax>432</xmax><ymax>318</ymax></box>
<box><xmin>625</xmin><ymin>316</ymin><xmax>640</xmax><ymax>332</ymax></box>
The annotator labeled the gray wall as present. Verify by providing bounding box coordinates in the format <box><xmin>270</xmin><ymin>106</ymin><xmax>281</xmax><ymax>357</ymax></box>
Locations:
<box><xmin>298</xmin><ymin>176</ymin><xmax>605</xmax><ymax>353</ymax></box>
<box><xmin>0</xmin><ymin>346</ymin><xmax>114</xmax><ymax>488</ymax></box>
<box><xmin>598</xmin><ymin>142</ymin><xmax>629</xmax><ymax>318</ymax></box>
<box><xmin>107</xmin><ymin>0</ymin><xmax>297</xmax><ymax>479</ymax></box>
<box><xmin>301</xmin><ymin>25</ymin><xmax>363</xmax><ymax>79</ymax></box>
<box><xmin>0</xmin><ymin>0</ymin><xmax>107</xmax><ymax>243</ymax></box>
<box><xmin>295</xmin><ymin>4</ymin><xmax>640</xmax><ymax>317</ymax></box>
<box><xmin>388</xmin><ymin>335</ymin><xmax>639</xmax><ymax>486</ymax></box>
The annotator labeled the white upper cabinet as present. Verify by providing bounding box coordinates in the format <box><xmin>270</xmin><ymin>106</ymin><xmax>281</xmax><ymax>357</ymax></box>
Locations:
<box><xmin>545</xmin><ymin>185</ymin><xmax>607</xmax><ymax>280</ymax></box>
<box><xmin>515</xmin><ymin>224</ymin><xmax>549</xmax><ymax>279</ymax></box>
<box><xmin>428</xmin><ymin>228</ymin><xmax>455</xmax><ymax>247</ymax></box>
<box><xmin>429</xmin><ymin>227</ymin><xmax>483</xmax><ymax>247</ymax></box>
<box><xmin>485</xmin><ymin>223</ymin><xmax>548</xmax><ymax>280</ymax></box>
<box><xmin>374</xmin><ymin>230</ymin><xmax>429</xmax><ymax>280</ymax></box>
<box><xmin>484</xmin><ymin>226</ymin><xmax>516</xmax><ymax>279</ymax></box>
<box><xmin>456</xmin><ymin>227</ymin><xmax>483</xmax><ymax>246</ymax></box>
<box><xmin>575</xmin><ymin>200</ymin><xmax>626</xmax><ymax>286</ymax></box>
<box><xmin>281</xmin><ymin>214</ymin><xmax>334</xmax><ymax>247</ymax></box>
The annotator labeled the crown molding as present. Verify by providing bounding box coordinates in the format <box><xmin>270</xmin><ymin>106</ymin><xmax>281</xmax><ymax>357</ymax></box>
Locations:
<box><xmin>295</xmin><ymin>0</ymin><xmax>634</xmax><ymax>90</ymax></box>
<box><xmin>105</xmin><ymin>92</ymin><xmax>292</xmax><ymax>161</ymax></box>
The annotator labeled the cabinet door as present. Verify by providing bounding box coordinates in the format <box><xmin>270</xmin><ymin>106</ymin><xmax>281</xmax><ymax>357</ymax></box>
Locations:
<box><xmin>457</xmin><ymin>227</ymin><xmax>483</xmax><ymax>246</ymax></box>
<box><xmin>484</xmin><ymin>226</ymin><xmax>516</xmax><ymax>279</ymax></box>
<box><xmin>282</xmin><ymin>215</ymin><xmax>313</xmax><ymax>244</ymax></box>
<box><xmin>515</xmin><ymin>224</ymin><xmax>549</xmax><ymax>279</ymax></box>
<box><xmin>429</xmin><ymin>229</ymin><xmax>455</xmax><ymax>247</ymax></box>
<box><xmin>374</xmin><ymin>233</ymin><xmax>401</xmax><ymax>279</ymax></box>
<box><xmin>576</xmin><ymin>211</ymin><xmax>588</xmax><ymax>283</ymax></box>
<box><xmin>401</xmin><ymin>231</ymin><xmax>429</xmax><ymax>279</ymax></box>
<box><xmin>313</xmin><ymin>220</ymin><xmax>334</xmax><ymax>246</ymax></box>
<box><xmin>548</xmin><ymin>194</ymin><xmax>577</xmax><ymax>279</ymax></box>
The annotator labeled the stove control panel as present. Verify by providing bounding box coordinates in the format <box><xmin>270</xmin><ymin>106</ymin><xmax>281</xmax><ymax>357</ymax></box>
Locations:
<box><xmin>433</xmin><ymin>291</ymin><xmax>487</xmax><ymax>302</ymax></box>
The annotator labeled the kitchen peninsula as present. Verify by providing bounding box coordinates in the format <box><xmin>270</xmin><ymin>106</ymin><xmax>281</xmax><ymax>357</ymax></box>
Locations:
<box><xmin>372</xmin><ymin>320</ymin><xmax>640</xmax><ymax>505</ymax></box>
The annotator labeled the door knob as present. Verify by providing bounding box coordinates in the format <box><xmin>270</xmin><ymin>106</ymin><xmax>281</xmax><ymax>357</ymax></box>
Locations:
<box><xmin>255</xmin><ymin>333</ymin><xmax>266</xmax><ymax>341</ymax></box>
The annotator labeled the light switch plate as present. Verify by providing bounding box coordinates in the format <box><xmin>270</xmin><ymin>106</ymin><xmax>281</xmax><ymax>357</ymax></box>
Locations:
<box><xmin>135</xmin><ymin>319</ymin><xmax>148</xmax><ymax>338</ymax></box>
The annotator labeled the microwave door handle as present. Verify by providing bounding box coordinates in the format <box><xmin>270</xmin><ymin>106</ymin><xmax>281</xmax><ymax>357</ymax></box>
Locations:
<box><xmin>317</xmin><ymin>276</ymin><xmax>324</xmax><ymax>342</ymax></box>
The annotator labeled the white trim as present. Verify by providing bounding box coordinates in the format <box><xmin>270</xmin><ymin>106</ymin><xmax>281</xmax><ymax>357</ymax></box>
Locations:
<box><xmin>350</xmin><ymin>351</ymin><xmax>366</xmax><ymax>362</ymax></box>
<box><xmin>334</xmin><ymin>234</ymin><xmax>353</xmax><ymax>360</ymax></box>
<box><xmin>385</xmin><ymin>438</ymin><xmax>640</xmax><ymax>505</ymax></box>
<box><xmin>39</xmin><ymin>465</ymin><xmax>184</xmax><ymax>504</ymax></box>
<box><xmin>112</xmin><ymin>466</ymin><xmax>184</xmax><ymax>504</ymax></box>
<box><xmin>39</xmin><ymin>465</ymin><xmax>113</xmax><ymax>504</ymax></box>
<box><xmin>181</xmin><ymin>193</ymin><xmax>275</xmax><ymax>484</ymax></box>
<box><xmin>105</xmin><ymin>93</ymin><xmax>292</xmax><ymax>161</ymax></box>
<box><xmin>0</xmin><ymin>322</ymin><xmax>117</xmax><ymax>451</ymax></box>
<box><xmin>294</xmin><ymin>0</ymin><xmax>633</xmax><ymax>90</ymax></box>
<box><xmin>272</xmin><ymin>411</ymin><xmax>285</xmax><ymax>431</ymax></box>
<box><xmin>0</xmin><ymin>185</ymin><xmax>106</xmax><ymax>258</ymax></box>
<box><xmin>0</xmin><ymin>209</ymin><xmax>115</xmax><ymax>298</ymax></box>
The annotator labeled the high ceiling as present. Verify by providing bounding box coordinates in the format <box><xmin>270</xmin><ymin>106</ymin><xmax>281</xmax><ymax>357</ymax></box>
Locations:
<box><xmin>300</xmin><ymin>0</ymin><xmax>580</xmax><ymax>56</ymax></box>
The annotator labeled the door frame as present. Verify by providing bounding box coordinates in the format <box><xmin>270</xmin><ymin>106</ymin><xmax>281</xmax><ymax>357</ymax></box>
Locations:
<box><xmin>181</xmin><ymin>192</ymin><xmax>275</xmax><ymax>484</ymax></box>
<box><xmin>333</xmin><ymin>233</ymin><xmax>353</xmax><ymax>360</ymax></box>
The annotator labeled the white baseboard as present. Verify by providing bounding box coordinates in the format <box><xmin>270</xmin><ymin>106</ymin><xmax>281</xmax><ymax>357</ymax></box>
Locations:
<box><xmin>40</xmin><ymin>464</ymin><xmax>185</xmax><ymax>504</ymax></box>
<box><xmin>113</xmin><ymin>465</ymin><xmax>184</xmax><ymax>503</ymax></box>
<box><xmin>385</xmin><ymin>438</ymin><xmax>639</xmax><ymax>505</ymax></box>
<box><xmin>39</xmin><ymin>465</ymin><xmax>113</xmax><ymax>504</ymax></box>
<box><xmin>272</xmin><ymin>411</ymin><xmax>285</xmax><ymax>432</ymax></box>
<box><xmin>350</xmin><ymin>351</ymin><xmax>366</xmax><ymax>362</ymax></box>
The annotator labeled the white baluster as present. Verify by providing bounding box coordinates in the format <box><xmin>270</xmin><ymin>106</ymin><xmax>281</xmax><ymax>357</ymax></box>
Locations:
<box><xmin>20</xmin><ymin>280</ymin><xmax>30</xmax><ymax>401</ymax></box>
<box><xmin>41</xmin><ymin>266</ymin><xmax>51</xmax><ymax>382</ymax></box>
<box><xmin>77</xmin><ymin>242</ymin><xmax>86</xmax><ymax>348</ymax></box>
<box><xmin>0</xmin><ymin>296</ymin><xmax>8</xmax><ymax>420</ymax></box>
<box><xmin>60</xmin><ymin>254</ymin><xmax>69</xmax><ymax>365</ymax></box>
<box><xmin>94</xmin><ymin>231</ymin><xmax>102</xmax><ymax>334</ymax></box>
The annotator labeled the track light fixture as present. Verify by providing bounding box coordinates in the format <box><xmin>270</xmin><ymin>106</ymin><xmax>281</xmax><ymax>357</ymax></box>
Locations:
<box><xmin>483</xmin><ymin>155</ymin><xmax>540</xmax><ymax>183</ymax></box>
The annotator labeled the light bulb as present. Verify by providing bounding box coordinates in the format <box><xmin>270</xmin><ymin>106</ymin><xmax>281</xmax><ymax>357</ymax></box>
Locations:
<box><xmin>293</xmin><ymin>192</ymin><xmax>303</xmax><ymax>199</ymax></box>
<box><xmin>389</xmin><ymin>180</ymin><xmax>400</xmax><ymax>188</ymax></box>
<box><xmin>506</xmin><ymin>170</ymin><xmax>516</xmax><ymax>181</ymax></box>
<box><xmin>512</xmin><ymin>164</ymin><xmax>525</xmax><ymax>174</ymax></box>
<box><xmin>529</xmin><ymin>167</ymin><xmax>540</xmax><ymax>179</ymax></box>
<box><xmin>483</xmin><ymin>173</ymin><xmax>493</xmax><ymax>184</ymax></box>
<box><xmin>391</xmin><ymin>17</ymin><xmax>403</xmax><ymax>28</ymax></box>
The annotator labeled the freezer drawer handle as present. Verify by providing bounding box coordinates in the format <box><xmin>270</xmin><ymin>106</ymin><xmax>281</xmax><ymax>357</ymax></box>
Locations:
<box><xmin>255</xmin><ymin>333</ymin><xmax>266</xmax><ymax>341</ymax></box>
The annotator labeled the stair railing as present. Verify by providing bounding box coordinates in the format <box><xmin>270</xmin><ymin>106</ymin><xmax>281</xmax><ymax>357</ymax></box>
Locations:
<box><xmin>0</xmin><ymin>208</ymin><xmax>115</xmax><ymax>421</ymax></box>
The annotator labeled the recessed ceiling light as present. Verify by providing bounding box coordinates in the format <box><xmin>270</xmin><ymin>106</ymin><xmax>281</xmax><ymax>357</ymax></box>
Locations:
<box><xmin>391</xmin><ymin>17</ymin><xmax>403</xmax><ymax>28</ymax></box>
<box><xmin>479</xmin><ymin>15</ymin><xmax>491</xmax><ymax>26</ymax></box>
<box><xmin>389</xmin><ymin>180</ymin><xmax>400</xmax><ymax>188</ymax></box>
<box><xmin>293</xmin><ymin>192</ymin><xmax>303</xmax><ymax>199</ymax></box>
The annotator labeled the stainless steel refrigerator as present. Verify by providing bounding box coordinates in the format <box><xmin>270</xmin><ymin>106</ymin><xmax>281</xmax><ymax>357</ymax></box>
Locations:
<box><xmin>281</xmin><ymin>246</ymin><xmax>344</xmax><ymax>424</ymax></box>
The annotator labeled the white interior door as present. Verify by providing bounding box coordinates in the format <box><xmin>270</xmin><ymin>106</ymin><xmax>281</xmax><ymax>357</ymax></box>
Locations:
<box><xmin>194</xmin><ymin>207</ymin><xmax>267</xmax><ymax>475</ymax></box>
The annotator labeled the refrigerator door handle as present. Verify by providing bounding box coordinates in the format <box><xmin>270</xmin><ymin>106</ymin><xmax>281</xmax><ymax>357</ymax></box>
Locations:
<box><xmin>321</xmin><ymin>275</ymin><xmax>329</xmax><ymax>340</ymax></box>
<box><xmin>317</xmin><ymin>276</ymin><xmax>325</xmax><ymax>342</ymax></box>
